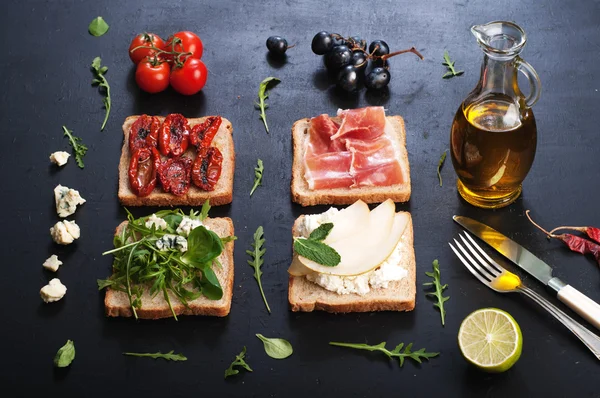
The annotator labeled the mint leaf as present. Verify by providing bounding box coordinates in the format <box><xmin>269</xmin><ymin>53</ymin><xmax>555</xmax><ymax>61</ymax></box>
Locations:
<box><xmin>293</xmin><ymin>238</ymin><xmax>340</xmax><ymax>267</ymax></box>
<box><xmin>308</xmin><ymin>223</ymin><xmax>333</xmax><ymax>241</ymax></box>
<box><xmin>88</xmin><ymin>16</ymin><xmax>109</xmax><ymax>37</ymax></box>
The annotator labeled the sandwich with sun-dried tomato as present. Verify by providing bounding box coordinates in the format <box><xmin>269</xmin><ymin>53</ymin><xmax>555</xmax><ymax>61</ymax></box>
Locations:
<box><xmin>118</xmin><ymin>114</ymin><xmax>234</xmax><ymax>206</ymax></box>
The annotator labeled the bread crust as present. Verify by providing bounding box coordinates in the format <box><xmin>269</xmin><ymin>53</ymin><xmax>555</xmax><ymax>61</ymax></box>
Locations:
<box><xmin>291</xmin><ymin>115</ymin><xmax>411</xmax><ymax>206</ymax></box>
<box><xmin>288</xmin><ymin>214</ymin><xmax>416</xmax><ymax>313</ymax></box>
<box><xmin>118</xmin><ymin>115</ymin><xmax>235</xmax><ymax>207</ymax></box>
<box><xmin>104</xmin><ymin>217</ymin><xmax>235</xmax><ymax>319</ymax></box>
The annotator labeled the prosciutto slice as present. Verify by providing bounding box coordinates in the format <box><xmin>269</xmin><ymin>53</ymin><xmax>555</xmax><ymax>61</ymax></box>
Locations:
<box><xmin>330</xmin><ymin>107</ymin><xmax>386</xmax><ymax>141</ymax></box>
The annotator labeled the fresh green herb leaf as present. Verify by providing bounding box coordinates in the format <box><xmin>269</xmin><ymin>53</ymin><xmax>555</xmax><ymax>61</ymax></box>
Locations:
<box><xmin>442</xmin><ymin>51</ymin><xmax>464</xmax><ymax>79</ymax></box>
<box><xmin>199</xmin><ymin>200</ymin><xmax>211</xmax><ymax>221</ymax></box>
<box><xmin>91</xmin><ymin>56</ymin><xmax>111</xmax><ymax>131</ymax></box>
<box><xmin>62</xmin><ymin>126</ymin><xmax>88</xmax><ymax>169</ymax></box>
<box><xmin>255</xmin><ymin>77</ymin><xmax>280</xmax><ymax>133</ymax></box>
<box><xmin>182</xmin><ymin>226</ymin><xmax>224</xmax><ymax>265</ymax></box>
<box><xmin>97</xmin><ymin>279</ymin><xmax>114</xmax><ymax>290</ymax></box>
<box><xmin>162</xmin><ymin>214</ymin><xmax>183</xmax><ymax>231</ymax></box>
<box><xmin>424</xmin><ymin>259</ymin><xmax>449</xmax><ymax>326</ymax></box>
<box><xmin>250</xmin><ymin>158</ymin><xmax>264</xmax><ymax>196</ymax></box>
<box><xmin>437</xmin><ymin>150</ymin><xmax>447</xmax><ymax>187</ymax></box>
<box><xmin>329</xmin><ymin>341</ymin><xmax>438</xmax><ymax>367</ymax></box>
<box><xmin>224</xmin><ymin>346</ymin><xmax>253</xmax><ymax>379</ymax></box>
<box><xmin>246</xmin><ymin>226</ymin><xmax>270</xmax><ymax>313</ymax></box>
<box><xmin>221</xmin><ymin>236</ymin><xmax>237</xmax><ymax>244</ymax></box>
<box><xmin>88</xmin><ymin>16</ymin><xmax>109</xmax><ymax>36</ymax></box>
<box><xmin>308</xmin><ymin>223</ymin><xmax>334</xmax><ymax>241</ymax></box>
<box><xmin>256</xmin><ymin>334</ymin><xmax>293</xmax><ymax>359</ymax></box>
<box><xmin>54</xmin><ymin>340</ymin><xmax>75</xmax><ymax>368</ymax></box>
<box><xmin>293</xmin><ymin>238</ymin><xmax>340</xmax><ymax>267</ymax></box>
<box><xmin>123</xmin><ymin>350</ymin><xmax>187</xmax><ymax>361</ymax></box>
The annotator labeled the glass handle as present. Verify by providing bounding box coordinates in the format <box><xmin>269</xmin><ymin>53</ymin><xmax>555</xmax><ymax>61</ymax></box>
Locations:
<box><xmin>515</xmin><ymin>57</ymin><xmax>542</xmax><ymax>108</ymax></box>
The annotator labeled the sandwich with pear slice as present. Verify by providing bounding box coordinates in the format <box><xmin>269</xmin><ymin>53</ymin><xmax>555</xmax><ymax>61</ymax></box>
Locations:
<box><xmin>288</xmin><ymin>199</ymin><xmax>416</xmax><ymax>313</ymax></box>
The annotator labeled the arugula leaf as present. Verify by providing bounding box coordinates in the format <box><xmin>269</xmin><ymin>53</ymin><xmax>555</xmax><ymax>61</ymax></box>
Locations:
<box><xmin>437</xmin><ymin>150</ymin><xmax>447</xmax><ymax>187</ymax></box>
<box><xmin>246</xmin><ymin>226</ymin><xmax>271</xmax><ymax>313</ymax></box>
<box><xmin>91</xmin><ymin>56</ymin><xmax>111</xmax><ymax>131</ymax></box>
<box><xmin>54</xmin><ymin>340</ymin><xmax>75</xmax><ymax>368</ymax></box>
<box><xmin>250</xmin><ymin>158</ymin><xmax>264</xmax><ymax>196</ymax></box>
<box><xmin>308</xmin><ymin>223</ymin><xmax>333</xmax><ymax>241</ymax></box>
<box><xmin>424</xmin><ymin>259</ymin><xmax>449</xmax><ymax>325</ymax></box>
<box><xmin>123</xmin><ymin>350</ymin><xmax>187</xmax><ymax>361</ymax></box>
<box><xmin>199</xmin><ymin>199</ymin><xmax>211</xmax><ymax>221</ymax></box>
<box><xmin>256</xmin><ymin>334</ymin><xmax>293</xmax><ymax>359</ymax></box>
<box><xmin>293</xmin><ymin>238</ymin><xmax>340</xmax><ymax>267</ymax></box>
<box><xmin>442</xmin><ymin>51</ymin><xmax>464</xmax><ymax>79</ymax></box>
<box><xmin>224</xmin><ymin>346</ymin><xmax>253</xmax><ymax>379</ymax></box>
<box><xmin>88</xmin><ymin>16</ymin><xmax>109</xmax><ymax>36</ymax></box>
<box><xmin>329</xmin><ymin>341</ymin><xmax>438</xmax><ymax>367</ymax></box>
<box><xmin>62</xmin><ymin>126</ymin><xmax>87</xmax><ymax>169</ymax></box>
<box><xmin>255</xmin><ymin>77</ymin><xmax>280</xmax><ymax>133</ymax></box>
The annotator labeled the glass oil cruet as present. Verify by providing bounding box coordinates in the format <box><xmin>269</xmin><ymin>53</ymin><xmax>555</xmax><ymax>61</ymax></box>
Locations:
<box><xmin>450</xmin><ymin>21</ymin><xmax>541</xmax><ymax>209</ymax></box>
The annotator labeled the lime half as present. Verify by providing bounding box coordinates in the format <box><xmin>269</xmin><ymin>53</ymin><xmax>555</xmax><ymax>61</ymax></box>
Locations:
<box><xmin>458</xmin><ymin>308</ymin><xmax>522</xmax><ymax>373</ymax></box>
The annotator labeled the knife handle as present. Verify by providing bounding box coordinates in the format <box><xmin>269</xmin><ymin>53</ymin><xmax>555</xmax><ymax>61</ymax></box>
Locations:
<box><xmin>557</xmin><ymin>285</ymin><xmax>600</xmax><ymax>331</ymax></box>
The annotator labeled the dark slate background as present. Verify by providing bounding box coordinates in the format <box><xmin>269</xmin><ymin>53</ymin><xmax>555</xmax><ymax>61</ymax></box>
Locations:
<box><xmin>1</xmin><ymin>0</ymin><xmax>599</xmax><ymax>397</ymax></box>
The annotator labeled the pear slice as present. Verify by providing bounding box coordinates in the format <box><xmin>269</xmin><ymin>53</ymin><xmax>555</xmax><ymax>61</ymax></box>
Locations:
<box><xmin>288</xmin><ymin>255</ymin><xmax>312</xmax><ymax>276</ymax></box>
<box><xmin>333</xmin><ymin>199</ymin><xmax>395</xmax><ymax>247</ymax></box>
<box><xmin>299</xmin><ymin>211</ymin><xmax>410</xmax><ymax>276</ymax></box>
<box><xmin>325</xmin><ymin>200</ymin><xmax>370</xmax><ymax>242</ymax></box>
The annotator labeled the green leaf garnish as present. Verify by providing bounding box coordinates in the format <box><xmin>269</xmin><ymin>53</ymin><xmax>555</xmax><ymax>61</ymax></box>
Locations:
<box><xmin>199</xmin><ymin>199</ymin><xmax>211</xmax><ymax>221</ymax></box>
<box><xmin>224</xmin><ymin>346</ymin><xmax>253</xmax><ymax>379</ymax></box>
<box><xmin>181</xmin><ymin>226</ymin><xmax>224</xmax><ymax>265</ymax></box>
<box><xmin>88</xmin><ymin>16</ymin><xmax>109</xmax><ymax>37</ymax></box>
<box><xmin>255</xmin><ymin>77</ymin><xmax>280</xmax><ymax>133</ymax></box>
<box><xmin>293</xmin><ymin>238</ymin><xmax>340</xmax><ymax>267</ymax></box>
<box><xmin>123</xmin><ymin>350</ymin><xmax>187</xmax><ymax>361</ymax></box>
<box><xmin>62</xmin><ymin>126</ymin><xmax>87</xmax><ymax>169</ymax></box>
<box><xmin>250</xmin><ymin>158</ymin><xmax>264</xmax><ymax>196</ymax></box>
<box><xmin>424</xmin><ymin>259</ymin><xmax>449</xmax><ymax>326</ymax></box>
<box><xmin>442</xmin><ymin>50</ymin><xmax>464</xmax><ymax>79</ymax></box>
<box><xmin>91</xmin><ymin>56</ymin><xmax>111</xmax><ymax>131</ymax></box>
<box><xmin>437</xmin><ymin>150</ymin><xmax>447</xmax><ymax>187</ymax></box>
<box><xmin>329</xmin><ymin>341</ymin><xmax>439</xmax><ymax>367</ymax></box>
<box><xmin>256</xmin><ymin>334</ymin><xmax>293</xmax><ymax>359</ymax></box>
<box><xmin>246</xmin><ymin>226</ymin><xmax>270</xmax><ymax>313</ymax></box>
<box><xmin>308</xmin><ymin>222</ymin><xmax>333</xmax><ymax>241</ymax></box>
<box><xmin>54</xmin><ymin>340</ymin><xmax>76</xmax><ymax>368</ymax></box>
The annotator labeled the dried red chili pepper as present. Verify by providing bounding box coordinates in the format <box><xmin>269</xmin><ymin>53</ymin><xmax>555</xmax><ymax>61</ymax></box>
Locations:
<box><xmin>549</xmin><ymin>226</ymin><xmax>600</xmax><ymax>245</ymax></box>
<box><xmin>128</xmin><ymin>147</ymin><xmax>160</xmax><ymax>197</ymax></box>
<box><xmin>189</xmin><ymin>116</ymin><xmax>222</xmax><ymax>149</ymax></box>
<box><xmin>526</xmin><ymin>210</ymin><xmax>600</xmax><ymax>265</ymax></box>
<box><xmin>158</xmin><ymin>156</ymin><xmax>193</xmax><ymax>196</ymax></box>
<box><xmin>191</xmin><ymin>147</ymin><xmax>223</xmax><ymax>191</ymax></box>
<box><xmin>129</xmin><ymin>115</ymin><xmax>161</xmax><ymax>152</ymax></box>
<box><xmin>159</xmin><ymin>113</ymin><xmax>190</xmax><ymax>157</ymax></box>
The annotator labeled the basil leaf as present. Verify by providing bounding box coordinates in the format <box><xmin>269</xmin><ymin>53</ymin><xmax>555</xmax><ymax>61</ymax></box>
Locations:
<box><xmin>308</xmin><ymin>222</ymin><xmax>334</xmax><ymax>241</ymax></box>
<box><xmin>293</xmin><ymin>238</ymin><xmax>340</xmax><ymax>267</ymax></box>
<box><xmin>54</xmin><ymin>340</ymin><xmax>75</xmax><ymax>368</ymax></box>
<box><xmin>199</xmin><ymin>266</ymin><xmax>223</xmax><ymax>300</ymax></box>
<box><xmin>255</xmin><ymin>334</ymin><xmax>293</xmax><ymax>359</ymax></box>
<box><xmin>88</xmin><ymin>16</ymin><xmax>109</xmax><ymax>36</ymax></box>
<box><xmin>181</xmin><ymin>226</ymin><xmax>223</xmax><ymax>265</ymax></box>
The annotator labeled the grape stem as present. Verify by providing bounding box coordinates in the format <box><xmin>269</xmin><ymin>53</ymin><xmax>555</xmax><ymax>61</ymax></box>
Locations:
<box><xmin>381</xmin><ymin>47</ymin><xmax>424</xmax><ymax>61</ymax></box>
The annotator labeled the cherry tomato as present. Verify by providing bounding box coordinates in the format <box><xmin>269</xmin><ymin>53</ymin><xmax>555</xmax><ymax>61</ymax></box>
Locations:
<box><xmin>128</xmin><ymin>147</ymin><xmax>160</xmax><ymax>197</ymax></box>
<box><xmin>135</xmin><ymin>59</ymin><xmax>170</xmax><ymax>93</ymax></box>
<box><xmin>158</xmin><ymin>157</ymin><xmax>193</xmax><ymax>196</ymax></box>
<box><xmin>190</xmin><ymin>116</ymin><xmax>222</xmax><ymax>148</ymax></box>
<box><xmin>192</xmin><ymin>147</ymin><xmax>223</xmax><ymax>191</ymax></box>
<box><xmin>129</xmin><ymin>115</ymin><xmax>161</xmax><ymax>152</ymax></box>
<box><xmin>159</xmin><ymin>114</ymin><xmax>190</xmax><ymax>157</ymax></box>
<box><xmin>165</xmin><ymin>31</ymin><xmax>203</xmax><ymax>60</ymax></box>
<box><xmin>170</xmin><ymin>58</ymin><xmax>208</xmax><ymax>95</ymax></box>
<box><xmin>129</xmin><ymin>33</ymin><xmax>165</xmax><ymax>65</ymax></box>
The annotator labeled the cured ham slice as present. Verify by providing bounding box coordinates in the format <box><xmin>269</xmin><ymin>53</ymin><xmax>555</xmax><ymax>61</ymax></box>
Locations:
<box><xmin>306</xmin><ymin>114</ymin><xmax>344</xmax><ymax>157</ymax></box>
<box><xmin>330</xmin><ymin>106</ymin><xmax>386</xmax><ymax>141</ymax></box>
<box><xmin>304</xmin><ymin>152</ymin><xmax>353</xmax><ymax>190</ymax></box>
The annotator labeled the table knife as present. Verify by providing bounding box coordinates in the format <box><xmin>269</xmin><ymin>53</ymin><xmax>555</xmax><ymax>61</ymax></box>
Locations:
<box><xmin>453</xmin><ymin>215</ymin><xmax>600</xmax><ymax>331</ymax></box>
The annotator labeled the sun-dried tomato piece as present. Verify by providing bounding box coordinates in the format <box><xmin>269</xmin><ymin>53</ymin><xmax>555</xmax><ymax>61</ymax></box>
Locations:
<box><xmin>189</xmin><ymin>116</ymin><xmax>222</xmax><ymax>149</ymax></box>
<box><xmin>158</xmin><ymin>156</ymin><xmax>193</xmax><ymax>196</ymax></box>
<box><xmin>191</xmin><ymin>147</ymin><xmax>223</xmax><ymax>191</ymax></box>
<box><xmin>128</xmin><ymin>147</ymin><xmax>160</xmax><ymax>197</ymax></box>
<box><xmin>129</xmin><ymin>115</ymin><xmax>161</xmax><ymax>152</ymax></box>
<box><xmin>159</xmin><ymin>113</ymin><xmax>190</xmax><ymax>157</ymax></box>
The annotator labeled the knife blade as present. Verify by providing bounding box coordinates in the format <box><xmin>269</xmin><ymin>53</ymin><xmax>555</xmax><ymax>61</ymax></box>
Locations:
<box><xmin>453</xmin><ymin>215</ymin><xmax>600</xmax><ymax>330</ymax></box>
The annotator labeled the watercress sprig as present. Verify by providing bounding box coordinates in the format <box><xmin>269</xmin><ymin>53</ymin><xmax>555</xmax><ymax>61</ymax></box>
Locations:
<box><xmin>329</xmin><ymin>341</ymin><xmax>439</xmax><ymax>367</ymax></box>
<box><xmin>246</xmin><ymin>226</ymin><xmax>270</xmax><ymax>313</ymax></box>
<box><xmin>255</xmin><ymin>77</ymin><xmax>280</xmax><ymax>133</ymax></box>
<box><xmin>91</xmin><ymin>57</ymin><xmax>111</xmax><ymax>131</ymax></box>
<box><xmin>424</xmin><ymin>259</ymin><xmax>449</xmax><ymax>326</ymax></box>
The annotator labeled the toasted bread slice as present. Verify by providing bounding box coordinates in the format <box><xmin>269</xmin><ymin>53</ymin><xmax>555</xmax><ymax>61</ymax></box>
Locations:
<box><xmin>291</xmin><ymin>115</ymin><xmax>411</xmax><ymax>206</ymax></box>
<box><xmin>118</xmin><ymin>115</ymin><xmax>234</xmax><ymax>207</ymax></box>
<box><xmin>288</xmin><ymin>214</ymin><xmax>416</xmax><ymax>313</ymax></box>
<box><xmin>104</xmin><ymin>217</ymin><xmax>234</xmax><ymax>319</ymax></box>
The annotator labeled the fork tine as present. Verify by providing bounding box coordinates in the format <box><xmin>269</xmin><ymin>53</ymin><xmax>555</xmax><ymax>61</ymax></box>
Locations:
<box><xmin>462</xmin><ymin>232</ymin><xmax>504</xmax><ymax>274</ymax></box>
<box><xmin>458</xmin><ymin>234</ymin><xmax>501</xmax><ymax>278</ymax></box>
<box><xmin>448</xmin><ymin>241</ymin><xmax>492</xmax><ymax>287</ymax></box>
<box><xmin>453</xmin><ymin>238</ymin><xmax>498</xmax><ymax>280</ymax></box>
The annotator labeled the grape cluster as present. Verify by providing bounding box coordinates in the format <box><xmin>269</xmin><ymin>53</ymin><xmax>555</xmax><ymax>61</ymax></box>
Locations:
<box><xmin>311</xmin><ymin>31</ymin><xmax>422</xmax><ymax>92</ymax></box>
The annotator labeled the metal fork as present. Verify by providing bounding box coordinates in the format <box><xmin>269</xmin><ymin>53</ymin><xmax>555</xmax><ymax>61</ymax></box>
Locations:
<box><xmin>450</xmin><ymin>231</ymin><xmax>600</xmax><ymax>360</ymax></box>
